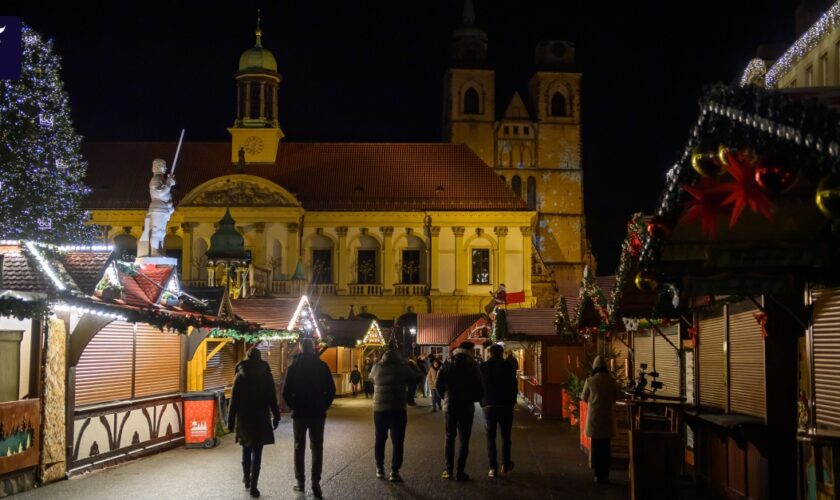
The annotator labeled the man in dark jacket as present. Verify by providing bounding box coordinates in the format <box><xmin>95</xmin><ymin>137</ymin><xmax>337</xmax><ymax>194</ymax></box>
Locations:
<box><xmin>228</xmin><ymin>348</ymin><xmax>281</xmax><ymax>498</ymax></box>
<box><xmin>371</xmin><ymin>348</ymin><xmax>424</xmax><ymax>482</ymax></box>
<box><xmin>282</xmin><ymin>338</ymin><xmax>336</xmax><ymax>498</ymax></box>
<box><xmin>480</xmin><ymin>344</ymin><xmax>518</xmax><ymax>478</ymax></box>
<box><xmin>436</xmin><ymin>341</ymin><xmax>483</xmax><ymax>481</ymax></box>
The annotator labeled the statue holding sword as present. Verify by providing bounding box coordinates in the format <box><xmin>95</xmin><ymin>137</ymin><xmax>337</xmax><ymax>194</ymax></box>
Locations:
<box><xmin>137</xmin><ymin>130</ymin><xmax>185</xmax><ymax>259</ymax></box>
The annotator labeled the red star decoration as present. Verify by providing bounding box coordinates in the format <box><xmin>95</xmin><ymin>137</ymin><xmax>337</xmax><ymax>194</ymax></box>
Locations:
<box><xmin>715</xmin><ymin>151</ymin><xmax>775</xmax><ymax>228</ymax></box>
<box><xmin>678</xmin><ymin>177</ymin><xmax>728</xmax><ymax>238</ymax></box>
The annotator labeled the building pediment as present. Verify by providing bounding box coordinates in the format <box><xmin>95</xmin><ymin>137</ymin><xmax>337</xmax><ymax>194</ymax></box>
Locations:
<box><xmin>179</xmin><ymin>174</ymin><xmax>301</xmax><ymax>207</ymax></box>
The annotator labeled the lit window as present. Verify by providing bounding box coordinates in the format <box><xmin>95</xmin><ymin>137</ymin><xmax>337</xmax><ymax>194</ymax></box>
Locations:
<box><xmin>471</xmin><ymin>249</ymin><xmax>490</xmax><ymax>284</ymax></box>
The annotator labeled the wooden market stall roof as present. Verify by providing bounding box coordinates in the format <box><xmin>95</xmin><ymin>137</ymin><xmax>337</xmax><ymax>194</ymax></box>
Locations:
<box><xmin>232</xmin><ymin>296</ymin><xmax>320</xmax><ymax>336</ymax></box>
<box><xmin>505</xmin><ymin>308</ymin><xmax>557</xmax><ymax>336</ymax></box>
<box><xmin>417</xmin><ymin>313</ymin><xmax>482</xmax><ymax>345</ymax></box>
<box><xmin>448</xmin><ymin>316</ymin><xmax>492</xmax><ymax>350</ymax></box>
<box><xmin>322</xmin><ymin>318</ymin><xmax>377</xmax><ymax>347</ymax></box>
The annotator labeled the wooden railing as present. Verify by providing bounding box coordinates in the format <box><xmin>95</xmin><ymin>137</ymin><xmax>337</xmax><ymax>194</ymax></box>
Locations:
<box><xmin>348</xmin><ymin>284</ymin><xmax>383</xmax><ymax>296</ymax></box>
<box><xmin>394</xmin><ymin>284</ymin><xmax>428</xmax><ymax>296</ymax></box>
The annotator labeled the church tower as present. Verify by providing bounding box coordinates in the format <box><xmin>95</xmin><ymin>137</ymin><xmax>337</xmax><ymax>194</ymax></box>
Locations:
<box><xmin>442</xmin><ymin>0</ymin><xmax>495</xmax><ymax>165</ymax></box>
<box><xmin>443</xmin><ymin>2</ymin><xmax>592</xmax><ymax>299</ymax></box>
<box><xmin>228</xmin><ymin>12</ymin><xmax>285</xmax><ymax>164</ymax></box>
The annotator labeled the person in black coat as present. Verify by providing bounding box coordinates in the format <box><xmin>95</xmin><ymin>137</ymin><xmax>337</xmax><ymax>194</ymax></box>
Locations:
<box><xmin>371</xmin><ymin>348</ymin><xmax>424</xmax><ymax>481</ymax></box>
<box><xmin>480</xmin><ymin>344</ymin><xmax>518</xmax><ymax>478</ymax></box>
<box><xmin>228</xmin><ymin>348</ymin><xmax>281</xmax><ymax>498</ymax></box>
<box><xmin>436</xmin><ymin>341</ymin><xmax>483</xmax><ymax>481</ymax></box>
<box><xmin>282</xmin><ymin>338</ymin><xmax>336</xmax><ymax>498</ymax></box>
<box><xmin>350</xmin><ymin>365</ymin><xmax>362</xmax><ymax>397</ymax></box>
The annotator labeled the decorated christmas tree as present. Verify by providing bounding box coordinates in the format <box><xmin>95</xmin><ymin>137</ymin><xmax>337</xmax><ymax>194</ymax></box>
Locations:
<box><xmin>0</xmin><ymin>24</ymin><xmax>96</xmax><ymax>243</ymax></box>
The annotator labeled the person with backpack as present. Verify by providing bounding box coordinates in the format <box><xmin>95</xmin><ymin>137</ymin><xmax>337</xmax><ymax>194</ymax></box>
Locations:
<box><xmin>228</xmin><ymin>348</ymin><xmax>281</xmax><ymax>498</ymax></box>
<box><xmin>282</xmin><ymin>338</ymin><xmax>336</xmax><ymax>498</ymax></box>
<box><xmin>436</xmin><ymin>341</ymin><xmax>483</xmax><ymax>481</ymax></box>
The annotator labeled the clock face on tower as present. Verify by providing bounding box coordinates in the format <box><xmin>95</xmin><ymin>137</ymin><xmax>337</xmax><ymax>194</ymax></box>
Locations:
<box><xmin>243</xmin><ymin>136</ymin><xmax>264</xmax><ymax>155</ymax></box>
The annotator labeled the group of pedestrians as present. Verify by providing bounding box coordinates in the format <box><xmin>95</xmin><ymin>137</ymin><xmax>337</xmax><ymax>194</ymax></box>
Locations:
<box><xmin>371</xmin><ymin>340</ymin><xmax>517</xmax><ymax>483</ymax></box>
<box><xmin>227</xmin><ymin>338</ymin><xmax>336</xmax><ymax>498</ymax></box>
<box><xmin>227</xmin><ymin>338</ymin><xmax>623</xmax><ymax>497</ymax></box>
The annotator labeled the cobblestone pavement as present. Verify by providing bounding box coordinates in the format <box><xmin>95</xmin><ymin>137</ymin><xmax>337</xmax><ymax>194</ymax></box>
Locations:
<box><xmin>18</xmin><ymin>397</ymin><xmax>637</xmax><ymax>499</ymax></box>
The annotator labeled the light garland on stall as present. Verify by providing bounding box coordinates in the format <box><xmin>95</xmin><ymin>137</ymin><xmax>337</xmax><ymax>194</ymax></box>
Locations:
<box><xmin>52</xmin><ymin>303</ymin><xmax>128</xmax><ymax>321</ymax></box>
<box><xmin>765</xmin><ymin>1</ymin><xmax>840</xmax><ymax>87</ymax></box>
<box><xmin>208</xmin><ymin>328</ymin><xmax>300</xmax><ymax>343</ymax></box>
<box><xmin>24</xmin><ymin>241</ymin><xmax>66</xmax><ymax>291</ymax></box>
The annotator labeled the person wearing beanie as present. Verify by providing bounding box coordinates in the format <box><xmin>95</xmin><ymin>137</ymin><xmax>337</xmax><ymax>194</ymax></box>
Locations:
<box><xmin>228</xmin><ymin>348</ymin><xmax>281</xmax><ymax>498</ymax></box>
<box><xmin>436</xmin><ymin>341</ymin><xmax>483</xmax><ymax>481</ymax></box>
<box><xmin>282</xmin><ymin>338</ymin><xmax>336</xmax><ymax>498</ymax></box>
<box><xmin>580</xmin><ymin>355</ymin><xmax>619</xmax><ymax>484</ymax></box>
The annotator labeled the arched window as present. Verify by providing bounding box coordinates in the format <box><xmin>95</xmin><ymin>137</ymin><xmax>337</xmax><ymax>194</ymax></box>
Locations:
<box><xmin>512</xmin><ymin>175</ymin><xmax>522</xmax><ymax>198</ymax></box>
<box><xmin>401</xmin><ymin>235</ymin><xmax>425</xmax><ymax>284</ymax></box>
<box><xmin>164</xmin><ymin>234</ymin><xmax>183</xmax><ymax>270</ymax></box>
<box><xmin>356</xmin><ymin>235</ymin><xmax>380</xmax><ymax>284</ymax></box>
<box><xmin>550</xmin><ymin>91</ymin><xmax>567</xmax><ymax>117</ymax></box>
<box><xmin>463</xmin><ymin>87</ymin><xmax>480</xmax><ymax>115</ymax></box>
<box><xmin>527</xmin><ymin>176</ymin><xmax>537</xmax><ymax>210</ymax></box>
<box><xmin>113</xmin><ymin>233</ymin><xmax>137</xmax><ymax>262</ymax></box>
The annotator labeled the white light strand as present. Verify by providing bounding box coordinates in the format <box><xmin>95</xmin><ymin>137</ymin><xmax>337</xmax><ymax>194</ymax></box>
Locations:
<box><xmin>59</xmin><ymin>244</ymin><xmax>114</xmax><ymax>252</ymax></box>
<box><xmin>739</xmin><ymin>58</ymin><xmax>767</xmax><ymax>87</ymax></box>
<box><xmin>24</xmin><ymin>241</ymin><xmax>66</xmax><ymax>291</ymax></box>
<box><xmin>765</xmin><ymin>1</ymin><xmax>840</xmax><ymax>87</ymax></box>
<box><xmin>52</xmin><ymin>303</ymin><xmax>127</xmax><ymax>321</ymax></box>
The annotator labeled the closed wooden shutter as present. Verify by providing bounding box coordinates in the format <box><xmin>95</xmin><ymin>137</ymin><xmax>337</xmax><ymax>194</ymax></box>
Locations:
<box><xmin>812</xmin><ymin>287</ymin><xmax>840</xmax><ymax>429</ymax></box>
<box><xmin>135</xmin><ymin>325</ymin><xmax>182</xmax><ymax>398</ymax></box>
<box><xmin>699</xmin><ymin>312</ymin><xmax>726</xmax><ymax>410</ymax></box>
<box><xmin>204</xmin><ymin>343</ymin><xmax>237</xmax><ymax>389</ymax></box>
<box><xmin>653</xmin><ymin>325</ymin><xmax>681</xmax><ymax>397</ymax></box>
<box><xmin>633</xmin><ymin>331</ymin><xmax>653</xmax><ymax>380</ymax></box>
<box><xmin>728</xmin><ymin>303</ymin><xmax>765</xmax><ymax>418</ymax></box>
<box><xmin>75</xmin><ymin>321</ymin><xmax>133</xmax><ymax>406</ymax></box>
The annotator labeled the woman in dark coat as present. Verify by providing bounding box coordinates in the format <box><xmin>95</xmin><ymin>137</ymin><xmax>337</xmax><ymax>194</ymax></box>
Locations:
<box><xmin>228</xmin><ymin>348</ymin><xmax>281</xmax><ymax>498</ymax></box>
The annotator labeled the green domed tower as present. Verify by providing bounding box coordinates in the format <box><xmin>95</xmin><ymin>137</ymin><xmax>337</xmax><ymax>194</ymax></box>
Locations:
<box><xmin>206</xmin><ymin>208</ymin><xmax>250</xmax><ymax>298</ymax></box>
<box><xmin>229</xmin><ymin>10</ymin><xmax>285</xmax><ymax>164</ymax></box>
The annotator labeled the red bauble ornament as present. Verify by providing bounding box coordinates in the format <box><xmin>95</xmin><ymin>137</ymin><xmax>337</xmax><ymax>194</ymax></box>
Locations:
<box><xmin>646</xmin><ymin>216</ymin><xmax>672</xmax><ymax>239</ymax></box>
<box><xmin>755</xmin><ymin>164</ymin><xmax>796</xmax><ymax>193</ymax></box>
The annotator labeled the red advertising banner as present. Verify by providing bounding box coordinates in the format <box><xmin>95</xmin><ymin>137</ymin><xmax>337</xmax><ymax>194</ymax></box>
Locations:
<box><xmin>184</xmin><ymin>398</ymin><xmax>215</xmax><ymax>445</ymax></box>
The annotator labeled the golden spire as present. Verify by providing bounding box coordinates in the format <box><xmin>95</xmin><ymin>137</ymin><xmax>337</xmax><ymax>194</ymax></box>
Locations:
<box><xmin>255</xmin><ymin>9</ymin><xmax>262</xmax><ymax>47</ymax></box>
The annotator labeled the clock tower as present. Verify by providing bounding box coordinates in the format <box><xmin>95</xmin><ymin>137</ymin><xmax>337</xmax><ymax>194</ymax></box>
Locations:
<box><xmin>228</xmin><ymin>12</ymin><xmax>285</xmax><ymax>164</ymax></box>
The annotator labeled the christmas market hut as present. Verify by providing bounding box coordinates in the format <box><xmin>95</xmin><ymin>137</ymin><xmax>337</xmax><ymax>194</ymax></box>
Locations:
<box><xmin>229</xmin><ymin>296</ymin><xmax>321</xmax><ymax>399</ymax></box>
<box><xmin>417</xmin><ymin>313</ymin><xmax>483</xmax><ymax>361</ymax></box>
<box><xmin>447</xmin><ymin>315</ymin><xmax>492</xmax><ymax>353</ymax></box>
<box><xmin>319</xmin><ymin>318</ymin><xmax>381</xmax><ymax>394</ymax></box>
<box><xmin>634</xmin><ymin>83</ymin><xmax>840</xmax><ymax>499</ymax></box>
<box><xmin>500</xmin><ymin>308</ymin><xmax>585</xmax><ymax>419</ymax></box>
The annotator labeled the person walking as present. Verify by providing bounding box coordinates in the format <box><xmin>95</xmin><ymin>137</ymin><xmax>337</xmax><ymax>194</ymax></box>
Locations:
<box><xmin>436</xmin><ymin>341</ymin><xmax>483</xmax><ymax>481</ymax></box>
<box><xmin>350</xmin><ymin>365</ymin><xmax>362</xmax><ymax>397</ymax></box>
<box><xmin>282</xmin><ymin>338</ymin><xmax>336</xmax><ymax>498</ymax></box>
<box><xmin>363</xmin><ymin>357</ymin><xmax>375</xmax><ymax>398</ymax></box>
<box><xmin>479</xmin><ymin>344</ymin><xmax>517</xmax><ymax>478</ymax></box>
<box><xmin>505</xmin><ymin>350</ymin><xmax>519</xmax><ymax>373</ymax></box>
<box><xmin>427</xmin><ymin>358</ymin><xmax>443</xmax><ymax>412</ymax></box>
<box><xmin>580</xmin><ymin>355</ymin><xmax>619</xmax><ymax>485</ymax></box>
<box><xmin>371</xmin><ymin>347</ymin><xmax>424</xmax><ymax>482</ymax></box>
<box><xmin>227</xmin><ymin>348</ymin><xmax>281</xmax><ymax>498</ymax></box>
<box><xmin>405</xmin><ymin>357</ymin><xmax>421</xmax><ymax>406</ymax></box>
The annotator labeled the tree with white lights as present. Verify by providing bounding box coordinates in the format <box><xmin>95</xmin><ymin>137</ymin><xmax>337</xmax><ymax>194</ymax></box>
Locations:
<box><xmin>0</xmin><ymin>24</ymin><xmax>95</xmax><ymax>243</ymax></box>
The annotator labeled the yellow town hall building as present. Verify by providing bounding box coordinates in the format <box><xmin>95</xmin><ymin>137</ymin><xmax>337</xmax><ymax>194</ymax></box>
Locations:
<box><xmin>82</xmin><ymin>1</ymin><xmax>590</xmax><ymax>321</ymax></box>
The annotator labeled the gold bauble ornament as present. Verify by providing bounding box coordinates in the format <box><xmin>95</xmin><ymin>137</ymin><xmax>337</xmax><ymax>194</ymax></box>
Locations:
<box><xmin>634</xmin><ymin>270</ymin><xmax>660</xmax><ymax>293</ymax></box>
<box><xmin>691</xmin><ymin>144</ymin><xmax>727</xmax><ymax>177</ymax></box>
<box><xmin>816</xmin><ymin>172</ymin><xmax>840</xmax><ymax>220</ymax></box>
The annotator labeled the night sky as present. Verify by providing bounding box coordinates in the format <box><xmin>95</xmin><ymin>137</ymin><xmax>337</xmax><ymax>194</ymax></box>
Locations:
<box><xmin>11</xmin><ymin>0</ymin><xmax>800</xmax><ymax>272</ymax></box>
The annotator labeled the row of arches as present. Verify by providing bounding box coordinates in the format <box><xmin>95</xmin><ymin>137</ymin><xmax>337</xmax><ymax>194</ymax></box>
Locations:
<box><xmin>499</xmin><ymin>175</ymin><xmax>537</xmax><ymax>211</ymax></box>
<box><xmin>460</xmin><ymin>85</ymin><xmax>571</xmax><ymax>118</ymax></box>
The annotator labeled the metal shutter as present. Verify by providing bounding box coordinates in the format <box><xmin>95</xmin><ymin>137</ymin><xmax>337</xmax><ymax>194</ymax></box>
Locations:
<box><xmin>75</xmin><ymin>321</ymin><xmax>133</xmax><ymax>406</ymax></box>
<box><xmin>256</xmin><ymin>340</ymin><xmax>284</xmax><ymax>383</ymax></box>
<box><xmin>812</xmin><ymin>287</ymin><xmax>840</xmax><ymax>429</ymax></box>
<box><xmin>204</xmin><ymin>343</ymin><xmax>237</xmax><ymax>390</ymax></box>
<box><xmin>654</xmin><ymin>325</ymin><xmax>681</xmax><ymax>397</ymax></box>
<box><xmin>135</xmin><ymin>325</ymin><xmax>182</xmax><ymax>398</ymax></box>
<box><xmin>699</xmin><ymin>313</ymin><xmax>726</xmax><ymax>410</ymax></box>
<box><xmin>728</xmin><ymin>305</ymin><xmax>765</xmax><ymax>418</ymax></box>
<box><xmin>633</xmin><ymin>332</ymin><xmax>653</xmax><ymax>382</ymax></box>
